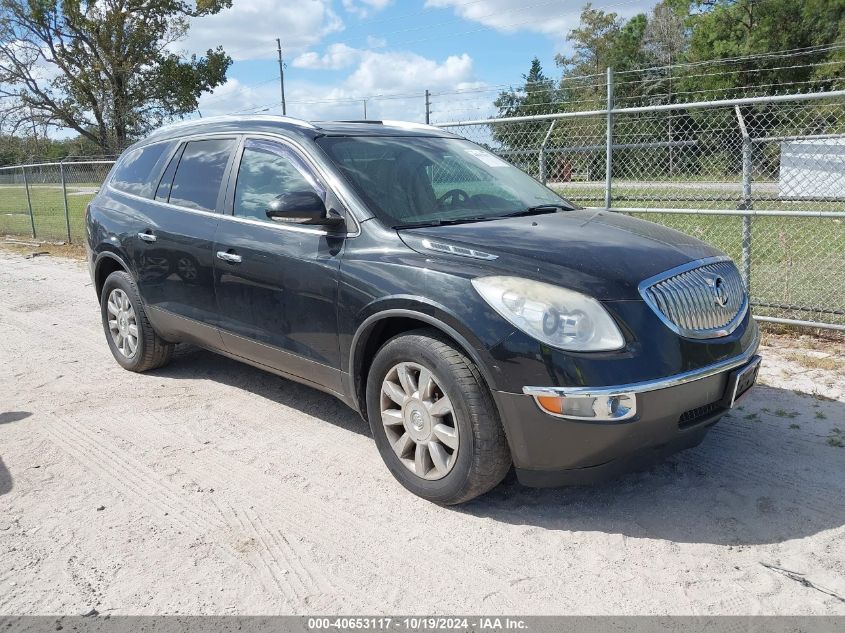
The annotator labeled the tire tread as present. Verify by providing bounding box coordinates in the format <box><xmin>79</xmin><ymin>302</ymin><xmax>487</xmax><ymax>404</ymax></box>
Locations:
<box><xmin>368</xmin><ymin>328</ymin><xmax>511</xmax><ymax>504</ymax></box>
<box><xmin>101</xmin><ymin>271</ymin><xmax>174</xmax><ymax>372</ymax></box>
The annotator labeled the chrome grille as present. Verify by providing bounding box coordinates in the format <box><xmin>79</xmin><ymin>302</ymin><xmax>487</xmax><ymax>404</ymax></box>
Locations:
<box><xmin>640</xmin><ymin>258</ymin><xmax>748</xmax><ymax>339</ymax></box>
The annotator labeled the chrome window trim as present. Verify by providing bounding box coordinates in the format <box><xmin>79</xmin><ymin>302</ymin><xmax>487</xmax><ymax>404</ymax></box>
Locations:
<box><xmin>638</xmin><ymin>256</ymin><xmax>749</xmax><ymax>339</ymax></box>
<box><xmin>522</xmin><ymin>327</ymin><xmax>760</xmax><ymax>399</ymax></box>
<box><xmin>109</xmin><ymin>129</ymin><xmax>363</xmax><ymax>238</ymax></box>
<box><xmin>109</xmin><ymin>185</ymin><xmax>334</xmax><ymax>236</ymax></box>
<box><xmin>233</xmin><ymin>132</ymin><xmax>362</xmax><ymax>237</ymax></box>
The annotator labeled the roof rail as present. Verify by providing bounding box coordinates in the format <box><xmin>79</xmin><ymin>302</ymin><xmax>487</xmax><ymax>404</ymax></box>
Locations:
<box><xmin>380</xmin><ymin>120</ymin><xmax>443</xmax><ymax>132</ymax></box>
<box><xmin>156</xmin><ymin>114</ymin><xmax>317</xmax><ymax>132</ymax></box>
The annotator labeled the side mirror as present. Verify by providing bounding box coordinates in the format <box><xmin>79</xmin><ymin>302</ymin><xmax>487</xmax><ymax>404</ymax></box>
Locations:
<box><xmin>265</xmin><ymin>190</ymin><xmax>344</xmax><ymax>227</ymax></box>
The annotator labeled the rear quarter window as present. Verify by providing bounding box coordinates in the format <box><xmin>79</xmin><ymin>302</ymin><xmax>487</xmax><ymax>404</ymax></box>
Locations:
<box><xmin>110</xmin><ymin>142</ymin><xmax>171</xmax><ymax>197</ymax></box>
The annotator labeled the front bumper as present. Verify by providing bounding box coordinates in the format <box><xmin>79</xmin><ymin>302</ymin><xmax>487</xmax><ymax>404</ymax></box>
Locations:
<box><xmin>492</xmin><ymin>336</ymin><xmax>761</xmax><ymax>487</ymax></box>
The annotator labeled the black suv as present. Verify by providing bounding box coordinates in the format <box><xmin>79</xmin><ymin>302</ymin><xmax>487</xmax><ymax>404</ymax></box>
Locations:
<box><xmin>85</xmin><ymin>116</ymin><xmax>760</xmax><ymax>504</ymax></box>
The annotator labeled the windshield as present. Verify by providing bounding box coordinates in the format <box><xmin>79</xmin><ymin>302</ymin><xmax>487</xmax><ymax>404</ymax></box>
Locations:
<box><xmin>315</xmin><ymin>136</ymin><xmax>573</xmax><ymax>228</ymax></box>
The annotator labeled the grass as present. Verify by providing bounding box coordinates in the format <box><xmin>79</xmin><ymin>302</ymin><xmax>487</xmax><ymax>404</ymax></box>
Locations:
<box><xmin>0</xmin><ymin>184</ymin><xmax>95</xmax><ymax>242</ymax></box>
<box><xmin>785</xmin><ymin>352</ymin><xmax>843</xmax><ymax>372</ymax></box>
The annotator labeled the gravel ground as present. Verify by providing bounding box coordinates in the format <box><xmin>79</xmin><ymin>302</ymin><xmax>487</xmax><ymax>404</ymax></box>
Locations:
<box><xmin>1</xmin><ymin>249</ymin><xmax>844</xmax><ymax>615</ymax></box>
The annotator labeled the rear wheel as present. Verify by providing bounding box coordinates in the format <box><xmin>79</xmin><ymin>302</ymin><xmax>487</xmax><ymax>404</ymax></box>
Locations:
<box><xmin>366</xmin><ymin>329</ymin><xmax>511</xmax><ymax>504</ymax></box>
<box><xmin>100</xmin><ymin>271</ymin><xmax>174</xmax><ymax>372</ymax></box>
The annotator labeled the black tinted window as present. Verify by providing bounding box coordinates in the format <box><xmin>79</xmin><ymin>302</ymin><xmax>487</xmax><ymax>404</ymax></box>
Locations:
<box><xmin>110</xmin><ymin>142</ymin><xmax>170</xmax><ymax>197</ymax></box>
<box><xmin>155</xmin><ymin>145</ymin><xmax>184</xmax><ymax>202</ymax></box>
<box><xmin>234</xmin><ymin>139</ymin><xmax>324</xmax><ymax>222</ymax></box>
<box><xmin>169</xmin><ymin>139</ymin><xmax>235</xmax><ymax>212</ymax></box>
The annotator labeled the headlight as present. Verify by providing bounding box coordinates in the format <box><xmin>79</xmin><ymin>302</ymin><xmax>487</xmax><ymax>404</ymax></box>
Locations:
<box><xmin>471</xmin><ymin>276</ymin><xmax>625</xmax><ymax>351</ymax></box>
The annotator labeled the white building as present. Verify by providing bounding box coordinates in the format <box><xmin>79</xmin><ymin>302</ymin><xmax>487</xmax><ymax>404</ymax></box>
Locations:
<box><xmin>779</xmin><ymin>137</ymin><xmax>845</xmax><ymax>199</ymax></box>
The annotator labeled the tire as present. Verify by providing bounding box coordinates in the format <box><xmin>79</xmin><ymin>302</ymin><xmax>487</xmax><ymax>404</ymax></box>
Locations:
<box><xmin>366</xmin><ymin>328</ymin><xmax>511</xmax><ymax>505</ymax></box>
<box><xmin>100</xmin><ymin>270</ymin><xmax>174</xmax><ymax>372</ymax></box>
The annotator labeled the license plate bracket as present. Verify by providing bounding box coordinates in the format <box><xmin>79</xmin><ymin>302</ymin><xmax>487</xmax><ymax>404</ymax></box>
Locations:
<box><xmin>722</xmin><ymin>355</ymin><xmax>762</xmax><ymax>408</ymax></box>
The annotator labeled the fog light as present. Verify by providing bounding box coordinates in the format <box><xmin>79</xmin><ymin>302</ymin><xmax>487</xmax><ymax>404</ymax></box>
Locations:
<box><xmin>533</xmin><ymin>392</ymin><xmax>636</xmax><ymax>421</ymax></box>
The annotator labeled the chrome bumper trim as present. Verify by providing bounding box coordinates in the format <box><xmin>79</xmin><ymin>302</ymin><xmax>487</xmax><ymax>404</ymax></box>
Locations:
<box><xmin>523</xmin><ymin>328</ymin><xmax>760</xmax><ymax>399</ymax></box>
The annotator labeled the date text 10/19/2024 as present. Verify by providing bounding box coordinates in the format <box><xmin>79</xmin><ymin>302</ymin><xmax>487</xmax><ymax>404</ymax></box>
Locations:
<box><xmin>307</xmin><ymin>618</ymin><xmax>529</xmax><ymax>630</ymax></box>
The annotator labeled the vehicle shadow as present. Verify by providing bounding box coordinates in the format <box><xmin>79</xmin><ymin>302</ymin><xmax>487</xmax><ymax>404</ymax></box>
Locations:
<box><xmin>462</xmin><ymin>384</ymin><xmax>845</xmax><ymax>546</ymax></box>
<box><xmin>0</xmin><ymin>457</ymin><xmax>10</xmax><ymax>496</ymax></box>
<box><xmin>149</xmin><ymin>345</ymin><xmax>371</xmax><ymax>438</ymax></box>
<box><xmin>0</xmin><ymin>411</ymin><xmax>32</xmax><ymax>496</ymax></box>
<box><xmin>0</xmin><ymin>411</ymin><xmax>32</xmax><ymax>425</ymax></box>
<box><xmin>148</xmin><ymin>348</ymin><xmax>845</xmax><ymax>547</ymax></box>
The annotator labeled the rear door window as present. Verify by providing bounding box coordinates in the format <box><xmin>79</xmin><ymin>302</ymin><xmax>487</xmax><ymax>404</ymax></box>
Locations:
<box><xmin>110</xmin><ymin>142</ymin><xmax>170</xmax><ymax>197</ymax></box>
<box><xmin>168</xmin><ymin>138</ymin><xmax>235</xmax><ymax>212</ymax></box>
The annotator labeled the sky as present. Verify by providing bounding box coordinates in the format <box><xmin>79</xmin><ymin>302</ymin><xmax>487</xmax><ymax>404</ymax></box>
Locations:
<box><xmin>184</xmin><ymin>0</ymin><xmax>660</xmax><ymax>125</ymax></box>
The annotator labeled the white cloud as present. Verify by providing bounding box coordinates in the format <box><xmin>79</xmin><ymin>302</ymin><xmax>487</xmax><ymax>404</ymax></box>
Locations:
<box><xmin>347</xmin><ymin>51</ymin><xmax>476</xmax><ymax>94</ymax></box>
<box><xmin>292</xmin><ymin>43</ymin><xmax>362</xmax><ymax>70</ymax></box>
<box><xmin>197</xmin><ymin>49</ymin><xmax>486</xmax><ymax>124</ymax></box>
<box><xmin>366</xmin><ymin>35</ymin><xmax>387</xmax><ymax>49</ymax></box>
<box><xmin>341</xmin><ymin>0</ymin><xmax>393</xmax><ymax>18</ymax></box>
<box><xmin>424</xmin><ymin>0</ymin><xmax>656</xmax><ymax>37</ymax></box>
<box><xmin>183</xmin><ymin>0</ymin><xmax>344</xmax><ymax>61</ymax></box>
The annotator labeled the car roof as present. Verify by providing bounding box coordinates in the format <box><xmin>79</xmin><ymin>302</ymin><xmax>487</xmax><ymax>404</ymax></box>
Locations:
<box><xmin>139</xmin><ymin>115</ymin><xmax>459</xmax><ymax>146</ymax></box>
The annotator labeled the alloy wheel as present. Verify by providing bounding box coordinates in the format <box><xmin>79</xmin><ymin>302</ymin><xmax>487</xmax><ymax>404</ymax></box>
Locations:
<box><xmin>106</xmin><ymin>288</ymin><xmax>138</xmax><ymax>358</ymax></box>
<box><xmin>380</xmin><ymin>362</ymin><xmax>459</xmax><ymax>480</ymax></box>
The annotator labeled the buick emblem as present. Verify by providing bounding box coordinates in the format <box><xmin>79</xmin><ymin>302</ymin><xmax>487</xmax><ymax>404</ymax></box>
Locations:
<box><xmin>711</xmin><ymin>276</ymin><xmax>729</xmax><ymax>307</ymax></box>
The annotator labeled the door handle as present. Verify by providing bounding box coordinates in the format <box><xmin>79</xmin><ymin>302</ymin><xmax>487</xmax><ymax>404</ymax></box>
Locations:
<box><xmin>216</xmin><ymin>250</ymin><xmax>242</xmax><ymax>264</ymax></box>
<box><xmin>138</xmin><ymin>232</ymin><xmax>156</xmax><ymax>243</ymax></box>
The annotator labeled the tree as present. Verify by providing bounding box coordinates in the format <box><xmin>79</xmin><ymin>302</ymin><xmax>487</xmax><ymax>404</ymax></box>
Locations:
<box><xmin>0</xmin><ymin>0</ymin><xmax>233</xmax><ymax>152</ymax></box>
<box><xmin>642</xmin><ymin>1</ymin><xmax>688</xmax><ymax>99</ymax></box>
<box><xmin>492</xmin><ymin>57</ymin><xmax>562</xmax><ymax>158</ymax></box>
<box><xmin>683</xmin><ymin>0</ymin><xmax>845</xmax><ymax>96</ymax></box>
<box><xmin>555</xmin><ymin>4</ymin><xmax>649</xmax><ymax>104</ymax></box>
<box><xmin>494</xmin><ymin>57</ymin><xmax>558</xmax><ymax>119</ymax></box>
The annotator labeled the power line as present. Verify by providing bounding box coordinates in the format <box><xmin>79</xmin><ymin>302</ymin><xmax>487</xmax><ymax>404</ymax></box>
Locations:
<box><xmin>614</xmin><ymin>42</ymin><xmax>845</xmax><ymax>76</ymax></box>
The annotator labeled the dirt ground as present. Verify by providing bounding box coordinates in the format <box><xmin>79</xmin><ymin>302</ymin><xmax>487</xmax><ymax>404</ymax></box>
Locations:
<box><xmin>1</xmin><ymin>248</ymin><xmax>844</xmax><ymax>615</ymax></box>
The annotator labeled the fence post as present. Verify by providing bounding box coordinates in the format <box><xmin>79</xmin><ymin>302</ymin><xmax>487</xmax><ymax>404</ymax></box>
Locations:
<box><xmin>735</xmin><ymin>105</ymin><xmax>752</xmax><ymax>292</ymax></box>
<box><xmin>60</xmin><ymin>161</ymin><xmax>72</xmax><ymax>243</ymax></box>
<box><xmin>21</xmin><ymin>165</ymin><xmax>35</xmax><ymax>238</ymax></box>
<box><xmin>605</xmin><ymin>67</ymin><xmax>614</xmax><ymax>209</ymax></box>
<box><xmin>539</xmin><ymin>120</ymin><xmax>557</xmax><ymax>184</ymax></box>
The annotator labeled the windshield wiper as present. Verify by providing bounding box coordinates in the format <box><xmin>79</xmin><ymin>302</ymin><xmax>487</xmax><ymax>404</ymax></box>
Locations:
<box><xmin>499</xmin><ymin>204</ymin><xmax>571</xmax><ymax>218</ymax></box>
<box><xmin>393</xmin><ymin>216</ymin><xmax>492</xmax><ymax>229</ymax></box>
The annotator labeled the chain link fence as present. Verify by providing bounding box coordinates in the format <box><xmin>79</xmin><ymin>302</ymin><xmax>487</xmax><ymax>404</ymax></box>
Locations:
<box><xmin>1</xmin><ymin>87</ymin><xmax>844</xmax><ymax>331</ymax></box>
<box><xmin>0</xmin><ymin>160</ymin><xmax>114</xmax><ymax>242</ymax></box>
<box><xmin>435</xmin><ymin>83</ymin><xmax>845</xmax><ymax>331</ymax></box>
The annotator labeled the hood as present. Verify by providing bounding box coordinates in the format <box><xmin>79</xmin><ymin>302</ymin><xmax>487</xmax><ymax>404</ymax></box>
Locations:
<box><xmin>399</xmin><ymin>209</ymin><xmax>724</xmax><ymax>300</ymax></box>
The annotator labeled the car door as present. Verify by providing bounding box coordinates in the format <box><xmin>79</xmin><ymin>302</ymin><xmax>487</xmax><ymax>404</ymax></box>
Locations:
<box><xmin>213</xmin><ymin>136</ymin><xmax>345</xmax><ymax>393</ymax></box>
<box><xmin>132</xmin><ymin>135</ymin><xmax>238</xmax><ymax>348</ymax></box>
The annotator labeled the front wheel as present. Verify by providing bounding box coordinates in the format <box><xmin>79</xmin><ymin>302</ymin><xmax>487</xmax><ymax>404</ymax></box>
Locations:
<box><xmin>366</xmin><ymin>329</ymin><xmax>511</xmax><ymax>504</ymax></box>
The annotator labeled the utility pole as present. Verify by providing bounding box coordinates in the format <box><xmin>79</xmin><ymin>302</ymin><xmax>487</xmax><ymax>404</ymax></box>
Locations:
<box><xmin>363</xmin><ymin>99</ymin><xmax>367</xmax><ymax>119</ymax></box>
<box><xmin>276</xmin><ymin>38</ymin><xmax>287</xmax><ymax>116</ymax></box>
<box><xmin>425</xmin><ymin>89</ymin><xmax>430</xmax><ymax>124</ymax></box>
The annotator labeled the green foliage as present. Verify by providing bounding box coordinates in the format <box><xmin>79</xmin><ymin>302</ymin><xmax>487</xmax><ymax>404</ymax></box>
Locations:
<box><xmin>497</xmin><ymin>0</ymin><xmax>844</xmax><ymax>127</ymax></box>
<box><xmin>0</xmin><ymin>0</ymin><xmax>233</xmax><ymax>151</ymax></box>
<box><xmin>494</xmin><ymin>0</ymin><xmax>845</xmax><ymax>177</ymax></box>
<box><xmin>492</xmin><ymin>57</ymin><xmax>562</xmax><ymax>151</ymax></box>
<box><xmin>682</xmin><ymin>0</ymin><xmax>845</xmax><ymax>97</ymax></box>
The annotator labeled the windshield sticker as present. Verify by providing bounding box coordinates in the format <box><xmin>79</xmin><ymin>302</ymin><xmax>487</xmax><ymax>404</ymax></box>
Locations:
<box><xmin>465</xmin><ymin>149</ymin><xmax>509</xmax><ymax>167</ymax></box>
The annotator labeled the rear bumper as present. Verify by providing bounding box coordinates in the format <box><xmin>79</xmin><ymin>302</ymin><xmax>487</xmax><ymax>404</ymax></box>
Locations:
<box><xmin>492</xmin><ymin>339</ymin><xmax>761</xmax><ymax>487</ymax></box>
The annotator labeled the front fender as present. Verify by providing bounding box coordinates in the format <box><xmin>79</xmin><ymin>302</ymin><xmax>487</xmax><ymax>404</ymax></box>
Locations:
<box><xmin>349</xmin><ymin>297</ymin><xmax>506</xmax><ymax>393</ymax></box>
